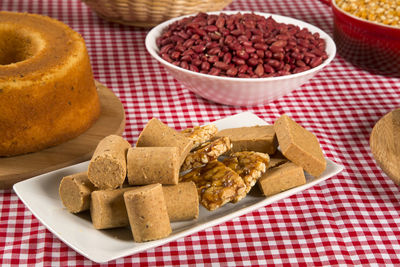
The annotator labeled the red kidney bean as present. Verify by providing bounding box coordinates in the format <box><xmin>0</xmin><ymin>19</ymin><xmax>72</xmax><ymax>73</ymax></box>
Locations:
<box><xmin>182</xmin><ymin>49</ymin><xmax>194</xmax><ymax>57</ymax></box>
<box><xmin>214</xmin><ymin>61</ymin><xmax>229</xmax><ymax>70</ymax></box>
<box><xmin>207</xmin><ymin>16</ymin><xmax>217</xmax><ymax>26</ymax></box>
<box><xmin>192</xmin><ymin>58</ymin><xmax>202</xmax><ymax>66</ymax></box>
<box><xmin>254</xmin><ymin>64</ymin><xmax>264</xmax><ymax>77</ymax></box>
<box><xmin>158</xmin><ymin>12</ymin><xmax>328</xmax><ymax>77</ymax></box>
<box><xmin>245</xmin><ymin>46</ymin><xmax>256</xmax><ymax>54</ymax></box>
<box><xmin>208</xmin><ymin>55</ymin><xmax>219</xmax><ymax>63</ymax></box>
<box><xmin>223</xmin><ymin>52</ymin><xmax>232</xmax><ymax>64</ymax></box>
<box><xmin>208</xmin><ymin>47</ymin><xmax>221</xmax><ymax>55</ymax></box>
<box><xmin>194</xmin><ymin>28</ymin><xmax>207</xmax><ymax>36</ymax></box>
<box><xmin>180</xmin><ymin>61</ymin><xmax>189</xmax><ymax>69</ymax></box>
<box><xmin>253</xmin><ymin>42</ymin><xmax>267</xmax><ymax>50</ymax></box>
<box><xmin>238</xmin><ymin>64</ymin><xmax>248</xmax><ymax>74</ymax></box>
<box><xmin>159</xmin><ymin>38</ymin><xmax>171</xmax><ymax>46</ymax></box>
<box><xmin>296</xmin><ymin>60</ymin><xmax>306</xmax><ymax>67</ymax></box>
<box><xmin>256</xmin><ymin>49</ymin><xmax>265</xmax><ymax>58</ymax></box>
<box><xmin>271</xmin><ymin>40</ymin><xmax>287</xmax><ymax>48</ymax></box>
<box><xmin>310</xmin><ymin>57</ymin><xmax>323</xmax><ymax>68</ymax></box>
<box><xmin>233</xmin><ymin>43</ymin><xmax>242</xmax><ymax>51</ymax></box>
<box><xmin>206</xmin><ymin>41</ymin><xmax>219</xmax><ymax>49</ymax></box>
<box><xmin>204</xmin><ymin>25</ymin><xmax>218</xmax><ymax>32</ymax></box>
<box><xmin>176</xmin><ymin>44</ymin><xmax>186</xmax><ymax>53</ymax></box>
<box><xmin>231</xmin><ymin>29</ymin><xmax>242</xmax><ymax>36</ymax></box>
<box><xmin>170</xmin><ymin>51</ymin><xmax>181</xmax><ymax>60</ymax></box>
<box><xmin>283</xmin><ymin>64</ymin><xmax>291</xmax><ymax>72</ymax></box>
<box><xmin>238</xmin><ymin>35</ymin><xmax>249</xmax><ymax>43</ymax></box>
<box><xmin>264</xmin><ymin>50</ymin><xmax>272</xmax><ymax>59</ymax></box>
<box><xmin>277</xmin><ymin>70</ymin><xmax>291</xmax><ymax>76</ymax></box>
<box><xmin>209</xmin><ymin>32</ymin><xmax>222</xmax><ymax>40</ymax></box>
<box><xmin>267</xmin><ymin>59</ymin><xmax>281</xmax><ymax>69</ymax></box>
<box><xmin>192</xmin><ymin>45</ymin><xmax>206</xmax><ymax>53</ymax></box>
<box><xmin>247</xmin><ymin>58</ymin><xmax>259</xmax><ymax>67</ymax></box>
<box><xmin>251</xmin><ymin>35</ymin><xmax>263</xmax><ymax>43</ymax></box>
<box><xmin>183</xmin><ymin>39</ymin><xmax>195</xmax><ymax>48</ymax></box>
<box><xmin>269</xmin><ymin>46</ymin><xmax>284</xmax><ymax>53</ymax></box>
<box><xmin>293</xmin><ymin>66</ymin><xmax>310</xmax><ymax>73</ymax></box>
<box><xmin>226</xmin><ymin>67</ymin><xmax>238</xmax><ymax>76</ymax></box>
<box><xmin>304</xmin><ymin>52</ymin><xmax>316</xmax><ymax>58</ymax></box>
<box><xmin>236</xmin><ymin>50</ymin><xmax>249</xmax><ymax>60</ymax></box>
<box><xmin>189</xmin><ymin>64</ymin><xmax>199</xmax><ymax>72</ymax></box>
<box><xmin>276</xmin><ymin>34</ymin><xmax>290</xmax><ymax>40</ymax></box>
<box><xmin>242</xmin><ymin>41</ymin><xmax>253</xmax><ymax>47</ymax></box>
<box><xmin>201</xmin><ymin>61</ymin><xmax>210</xmax><ymax>71</ymax></box>
<box><xmin>180</xmin><ymin>55</ymin><xmax>191</xmax><ymax>62</ymax></box>
<box><xmin>291</xmin><ymin>52</ymin><xmax>303</xmax><ymax>60</ymax></box>
<box><xmin>273</xmin><ymin>52</ymin><xmax>284</xmax><ymax>61</ymax></box>
<box><xmin>220</xmin><ymin>28</ymin><xmax>230</xmax><ymax>36</ymax></box>
<box><xmin>232</xmin><ymin>57</ymin><xmax>246</xmax><ymax>65</ymax></box>
<box><xmin>250</xmin><ymin>53</ymin><xmax>259</xmax><ymax>59</ymax></box>
<box><xmin>263</xmin><ymin>64</ymin><xmax>275</xmax><ymax>74</ymax></box>
<box><xmin>216</xmin><ymin>16</ymin><xmax>225</xmax><ymax>28</ymax></box>
<box><xmin>209</xmin><ymin>67</ymin><xmax>221</xmax><ymax>76</ymax></box>
<box><xmin>224</xmin><ymin>35</ymin><xmax>234</xmax><ymax>44</ymax></box>
<box><xmin>265</xmin><ymin>37</ymin><xmax>277</xmax><ymax>44</ymax></box>
<box><xmin>160</xmin><ymin>43</ymin><xmax>174</xmax><ymax>54</ymax></box>
<box><xmin>291</xmin><ymin>47</ymin><xmax>300</xmax><ymax>53</ymax></box>
<box><xmin>311</xmin><ymin>48</ymin><xmax>325</xmax><ymax>57</ymax></box>
<box><xmin>177</xmin><ymin>31</ymin><xmax>190</xmax><ymax>39</ymax></box>
<box><xmin>161</xmin><ymin>53</ymin><xmax>173</xmax><ymax>63</ymax></box>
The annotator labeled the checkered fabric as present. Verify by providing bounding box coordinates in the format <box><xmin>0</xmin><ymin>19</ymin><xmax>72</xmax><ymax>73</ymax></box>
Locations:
<box><xmin>1</xmin><ymin>0</ymin><xmax>400</xmax><ymax>265</ymax></box>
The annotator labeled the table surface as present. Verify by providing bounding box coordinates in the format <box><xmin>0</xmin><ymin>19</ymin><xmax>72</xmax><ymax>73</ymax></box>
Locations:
<box><xmin>1</xmin><ymin>0</ymin><xmax>400</xmax><ymax>265</ymax></box>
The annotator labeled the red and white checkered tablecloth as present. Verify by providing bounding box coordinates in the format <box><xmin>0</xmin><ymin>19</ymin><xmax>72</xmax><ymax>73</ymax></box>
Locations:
<box><xmin>1</xmin><ymin>0</ymin><xmax>400</xmax><ymax>265</ymax></box>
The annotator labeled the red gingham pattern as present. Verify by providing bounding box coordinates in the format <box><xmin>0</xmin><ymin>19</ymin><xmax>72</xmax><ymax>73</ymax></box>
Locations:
<box><xmin>1</xmin><ymin>0</ymin><xmax>400</xmax><ymax>265</ymax></box>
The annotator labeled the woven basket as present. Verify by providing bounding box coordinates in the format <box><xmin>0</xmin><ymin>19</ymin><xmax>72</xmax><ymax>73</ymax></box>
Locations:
<box><xmin>81</xmin><ymin>0</ymin><xmax>233</xmax><ymax>28</ymax></box>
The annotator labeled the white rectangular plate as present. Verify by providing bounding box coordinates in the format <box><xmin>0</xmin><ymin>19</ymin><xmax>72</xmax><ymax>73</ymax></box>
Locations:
<box><xmin>13</xmin><ymin>112</ymin><xmax>343</xmax><ymax>263</ymax></box>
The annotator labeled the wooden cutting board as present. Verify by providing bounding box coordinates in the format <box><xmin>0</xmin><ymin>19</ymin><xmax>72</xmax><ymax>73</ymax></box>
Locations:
<box><xmin>370</xmin><ymin>109</ymin><xmax>400</xmax><ymax>185</ymax></box>
<box><xmin>0</xmin><ymin>81</ymin><xmax>125</xmax><ymax>189</ymax></box>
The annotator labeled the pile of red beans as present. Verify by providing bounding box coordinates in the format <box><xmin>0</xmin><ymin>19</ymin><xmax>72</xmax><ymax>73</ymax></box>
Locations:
<box><xmin>156</xmin><ymin>12</ymin><xmax>328</xmax><ymax>78</ymax></box>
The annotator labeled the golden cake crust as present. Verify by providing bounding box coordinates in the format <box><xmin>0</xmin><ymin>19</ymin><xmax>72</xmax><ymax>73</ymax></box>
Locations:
<box><xmin>0</xmin><ymin>11</ymin><xmax>100</xmax><ymax>156</ymax></box>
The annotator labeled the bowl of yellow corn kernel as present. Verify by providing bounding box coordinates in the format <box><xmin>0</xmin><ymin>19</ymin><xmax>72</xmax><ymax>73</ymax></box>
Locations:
<box><xmin>332</xmin><ymin>0</ymin><xmax>400</xmax><ymax>77</ymax></box>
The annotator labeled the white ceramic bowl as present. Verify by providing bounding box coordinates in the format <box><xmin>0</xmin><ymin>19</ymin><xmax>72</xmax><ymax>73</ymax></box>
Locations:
<box><xmin>145</xmin><ymin>11</ymin><xmax>336</xmax><ymax>106</ymax></box>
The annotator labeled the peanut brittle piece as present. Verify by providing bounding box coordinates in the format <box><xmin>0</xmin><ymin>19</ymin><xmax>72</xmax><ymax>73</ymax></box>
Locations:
<box><xmin>181</xmin><ymin>124</ymin><xmax>218</xmax><ymax>149</ymax></box>
<box><xmin>222</xmin><ymin>151</ymin><xmax>270</xmax><ymax>202</ymax></box>
<box><xmin>181</xmin><ymin>137</ymin><xmax>231</xmax><ymax>172</ymax></box>
<box><xmin>179</xmin><ymin>160</ymin><xmax>246</xmax><ymax>211</ymax></box>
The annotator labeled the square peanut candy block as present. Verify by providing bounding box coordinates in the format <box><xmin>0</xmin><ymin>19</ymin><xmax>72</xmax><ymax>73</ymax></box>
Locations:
<box><xmin>258</xmin><ymin>162</ymin><xmax>306</xmax><ymax>197</ymax></box>
<box><xmin>216</xmin><ymin>125</ymin><xmax>277</xmax><ymax>154</ymax></box>
<box><xmin>274</xmin><ymin>114</ymin><xmax>326</xmax><ymax>177</ymax></box>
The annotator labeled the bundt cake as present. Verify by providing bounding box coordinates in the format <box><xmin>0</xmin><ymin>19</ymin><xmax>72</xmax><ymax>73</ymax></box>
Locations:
<box><xmin>0</xmin><ymin>11</ymin><xmax>100</xmax><ymax>156</ymax></box>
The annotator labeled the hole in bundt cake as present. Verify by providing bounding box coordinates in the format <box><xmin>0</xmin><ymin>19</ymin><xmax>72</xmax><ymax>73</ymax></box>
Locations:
<box><xmin>0</xmin><ymin>28</ymin><xmax>39</xmax><ymax>65</ymax></box>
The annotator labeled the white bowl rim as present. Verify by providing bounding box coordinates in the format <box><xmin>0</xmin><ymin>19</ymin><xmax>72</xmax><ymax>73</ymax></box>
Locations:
<box><xmin>145</xmin><ymin>10</ymin><xmax>336</xmax><ymax>83</ymax></box>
